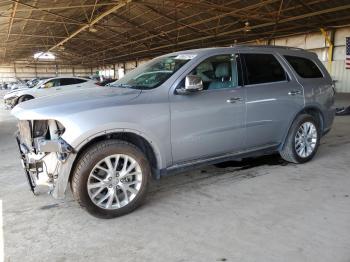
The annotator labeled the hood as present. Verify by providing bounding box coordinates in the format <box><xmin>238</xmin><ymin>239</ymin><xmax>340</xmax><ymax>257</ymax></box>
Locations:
<box><xmin>11</xmin><ymin>87</ymin><xmax>141</xmax><ymax>120</ymax></box>
<box><xmin>4</xmin><ymin>88</ymin><xmax>31</xmax><ymax>99</ymax></box>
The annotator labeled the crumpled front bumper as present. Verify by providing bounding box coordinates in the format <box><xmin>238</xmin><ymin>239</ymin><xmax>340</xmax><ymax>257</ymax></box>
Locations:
<box><xmin>15</xmin><ymin>132</ymin><xmax>75</xmax><ymax>199</ymax></box>
<box><xmin>16</xmin><ymin>135</ymin><xmax>37</xmax><ymax>193</ymax></box>
<box><xmin>4</xmin><ymin>97</ymin><xmax>17</xmax><ymax>110</ymax></box>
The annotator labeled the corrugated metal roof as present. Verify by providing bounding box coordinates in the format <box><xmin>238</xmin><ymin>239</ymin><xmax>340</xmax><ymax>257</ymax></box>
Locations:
<box><xmin>0</xmin><ymin>0</ymin><xmax>350</xmax><ymax>66</ymax></box>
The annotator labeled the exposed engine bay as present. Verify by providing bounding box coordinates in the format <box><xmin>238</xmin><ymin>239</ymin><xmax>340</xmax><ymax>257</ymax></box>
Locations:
<box><xmin>16</xmin><ymin>119</ymin><xmax>72</xmax><ymax>195</ymax></box>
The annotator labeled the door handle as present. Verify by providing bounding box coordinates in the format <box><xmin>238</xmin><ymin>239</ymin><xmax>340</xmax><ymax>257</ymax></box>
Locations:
<box><xmin>288</xmin><ymin>90</ymin><xmax>302</xmax><ymax>96</ymax></box>
<box><xmin>226</xmin><ymin>97</ymin><xmax>243</xmax><ymax>103</ymax></box>
<box><xmin>56</xmin><ymin>88</ymin><xmax>62</xmax><ymax>90</ymax></box>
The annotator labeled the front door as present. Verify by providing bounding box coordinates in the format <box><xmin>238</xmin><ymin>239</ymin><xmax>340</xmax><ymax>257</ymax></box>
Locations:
<box><xmin>170</xmin><ymin>54</ymin><xmax>246</xmax><ymax>164</ymax></box>
<box><xmin>37</xmin><ymin>78</ymin><xmax>61</xmax><ymax>97</ymax></box>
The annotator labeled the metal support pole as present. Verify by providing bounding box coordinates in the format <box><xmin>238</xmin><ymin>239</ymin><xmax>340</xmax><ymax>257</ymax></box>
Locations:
<box><xmin>34</xmin><ymin>63</ymin><xmax>37</xmax><ymax>77</ymax></box>
<box><xmin>320</xmin><ymin>28</ymin><xmax>334</xmax><ymax>74</ymax></box>
<box><xmin>13</xmin><ymin>63</ymin><xmax>17</xmax><ymax>79</ymax></box>
<box><xmin>113</xmin><ymin>64</ymin><xmax>116</xmax><ymax>79</ymax></box>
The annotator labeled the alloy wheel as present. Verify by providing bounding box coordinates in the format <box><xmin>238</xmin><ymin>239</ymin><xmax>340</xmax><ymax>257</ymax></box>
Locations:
<box><xmin>294</xmin><ymin>122</ymin><xmax>318</xmax><ymax>158</ymax></box>
<box><xmin>87</xmin><ymin>154</ymin><xmax>143</xmax><ymax>210</ymax></box>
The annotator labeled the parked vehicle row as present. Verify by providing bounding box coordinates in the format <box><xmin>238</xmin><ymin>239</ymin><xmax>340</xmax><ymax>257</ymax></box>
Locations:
<box><xmin>0</xmin><ymin>83</ymin><xmax>8</xmax><ymax>90</ymax></box>
<box><xmin>1</xmin><ymin>78</ymin><xmax>46</xmax><ymax>90</ymax></box>
<box><xmin>11</xmin><ymin>46</ymin><xmax>335</xmax><ymax>218</ymax></box>
<box><xmin>96</xmin><ymin>78</ymin><xmax>117</xmax><ymax>86</ymax></box>
<box><xmin>4</xmin><ymin>76</ymin><xmax>97</xmax><ymax>109</ymax></box>
<box><xmin>1</xmin><ymin>79</ymin><xmax>27</xmax><ymax>90</ymax></box>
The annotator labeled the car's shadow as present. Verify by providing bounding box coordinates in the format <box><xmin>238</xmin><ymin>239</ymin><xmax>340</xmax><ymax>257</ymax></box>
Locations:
<box><xmin>43</xmin><ymin>154</ymin><xmax>288</xmax><ymax>211</ymax></box>
<box><xmin>147</xmin><ymin>154</ymin><xmax>288</xmax><ymax>198</ymax></box>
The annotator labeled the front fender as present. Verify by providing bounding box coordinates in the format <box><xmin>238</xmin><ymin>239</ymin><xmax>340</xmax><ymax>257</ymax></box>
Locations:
<box><xmin>72</xmin><ymin>126</ymin><xmax>166</xmax><ymax>170</ymax></box>
<box><xmin>52</xmin><ymin>126</ymin><xmax>166</xmax><ymax>199</ymax></box>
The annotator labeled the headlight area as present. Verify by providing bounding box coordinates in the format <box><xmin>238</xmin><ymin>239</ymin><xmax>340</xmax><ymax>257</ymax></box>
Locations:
<box><xmin>16</xmin><ymin>119</ymin><xmax>72</xmax><ymax>194</ymax></box>
<box><xmin>4</xmin><ymin>96</ymin><xmax>18</xmax><ymax>109</ymax></box>
<box><xmin>32</xmin><ymin>120</ymin><xmax>70</xmax><ymax>159</ymax></box>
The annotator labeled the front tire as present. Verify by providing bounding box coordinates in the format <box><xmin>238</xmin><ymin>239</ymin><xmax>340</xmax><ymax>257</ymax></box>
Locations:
<box><xmin>280</xmin><ymin>114</ymin><xmax>320</xmax><ymax>164</ymax></box>
<box><xmin>18</xmin><ymin>95</ymin><xmax>34</xmax><ymax>104</ymax></box>
<box><xmin>71</xmin><ymin>140</ymin><xmax>150</xmax><ymax>218</ymax></box>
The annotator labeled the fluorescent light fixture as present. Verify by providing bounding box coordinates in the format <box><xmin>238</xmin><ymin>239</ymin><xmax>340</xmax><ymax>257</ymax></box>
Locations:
<box><xmin>34</xmin><ymin>52</ymin><xmax>56</xmax><ymax>60</ymax></box>
<box><xmin>88</xmin><ymin>27</ymin><xmax>97</xmax><ymax>33</ymax></box>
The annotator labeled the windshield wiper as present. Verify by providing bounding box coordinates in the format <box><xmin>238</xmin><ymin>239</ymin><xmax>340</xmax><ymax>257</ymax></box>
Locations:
<box><xmin>110</xmin><ymin>83</ymin><xmax>149</xmax><ymax>90</ymax></box>
<box><xmin>109</xmin><ymin>83</ymin><xmax>132</xmax><ymax>88</ymax></box>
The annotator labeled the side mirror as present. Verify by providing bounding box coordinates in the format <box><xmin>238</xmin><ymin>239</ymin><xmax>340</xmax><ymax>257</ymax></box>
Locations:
<box><xmin>177</xmin><ymin>75</ymin><xmax>203</xmax><ymax>95</ymax></box>
<box><xmin>185</xmin><ymin>75</ymin><xmax>203</xmax><ymax>91</ymax></box>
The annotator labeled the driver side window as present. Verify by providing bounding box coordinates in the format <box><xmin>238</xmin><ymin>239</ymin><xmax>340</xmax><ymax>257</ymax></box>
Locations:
<box><xmin>43</xmin><ymin>79</ymin><xmax>59</xmax><ymax>89</ymax></box>
<box><xmin>181</xmin><ymin>54</ymin><xmax>240</xmax><ymax>90</ymax></box>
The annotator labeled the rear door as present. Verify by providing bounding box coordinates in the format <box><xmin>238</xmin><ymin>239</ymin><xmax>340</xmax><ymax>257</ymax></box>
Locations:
<box><xmin>74</xmin><ymin>78</ymin><xmax>90</xmax><ymax>87</ymax></box>
<box><xmin>58</xmin><ymin>78</ymin><xmax>80</xmax><ymax>91</ymax></box>
<box><xmin>240</xmin><ymin>52</ymin><xmax>304</xmax><ymax>149</ymax></box>
<box><xmin>283</xmin><ymin>55</ymin><xmax>334</xmax><ymax>131</ymax></box>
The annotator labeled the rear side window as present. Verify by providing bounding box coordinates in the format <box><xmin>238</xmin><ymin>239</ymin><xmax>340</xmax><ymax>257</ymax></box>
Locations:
<box><xmin>242</xmin><ymin>53</ymin><xmax>287</xmax><ymax>85</ymax></box>
<box><xmin>284</xmin><ymin>55</ymin><xmax>323</xmax><ymax>78</ymax></box>
<box><xmin>59</xmin><ymin>78</ymin><xmax>77</xmax><ymax>86</ymax></box>
<box><xmin>74</xmin><ymin>78</ymin><xmax>87</xmax><ymax>84</ymax></box>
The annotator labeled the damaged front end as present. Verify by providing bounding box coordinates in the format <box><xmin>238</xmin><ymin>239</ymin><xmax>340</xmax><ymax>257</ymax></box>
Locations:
<box><xmin>4</xmin><ymin>96</ymin><xmax>18</xmax><ymax>110</ymax></box>
<box><xmin>16</xmin><ymin>119</ymin><xmax>73</xmax><ymax>198</ymax></box>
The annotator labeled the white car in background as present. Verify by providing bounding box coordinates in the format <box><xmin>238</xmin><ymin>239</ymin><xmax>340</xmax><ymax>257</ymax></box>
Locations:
<box><xmin>4</xmin><ymin>76</ymin><xmax>96</xmax><ymax>109</ymax></box>
<box><xmin>9</xmin><ymin>80</ymin><xmax>28</xmax><ymax>90</ymax></box>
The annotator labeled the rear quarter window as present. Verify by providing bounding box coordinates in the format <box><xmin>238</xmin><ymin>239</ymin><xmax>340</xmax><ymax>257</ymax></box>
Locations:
<box><xmin>284</xmin><ymin>55</ymin><xmax>323</xmax><ymax>78</ymax></box>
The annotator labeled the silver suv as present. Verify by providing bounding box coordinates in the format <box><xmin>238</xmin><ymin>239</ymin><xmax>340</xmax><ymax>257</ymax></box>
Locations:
<box><xmin>12</xmin><ymin>46</ymin><xmax>335</xmax><ymax>218</ymax></box>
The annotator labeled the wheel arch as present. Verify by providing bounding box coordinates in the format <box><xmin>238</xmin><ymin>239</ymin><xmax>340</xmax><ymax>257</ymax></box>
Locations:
<box><xmin>18</xmin><ymin>94</ymin><xmax>35</xmax><ymax>102</ymax></box>
<box><xmin>302</xmin><ymin>106</ymin><xmax>325</xmax><ymax>132</ymax></box>
<box><xmin>69</xmin><ymin>131</ymin><xmax>162</xmax><ymax>182</ymax></box>
<box><xmin>280</xmin><ymin>106</ymin><xmax>324</xmax><ymax>150</ymax></box>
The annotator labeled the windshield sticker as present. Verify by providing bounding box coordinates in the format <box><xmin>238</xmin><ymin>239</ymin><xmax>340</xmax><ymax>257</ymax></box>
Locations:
<box><xmin>175</xmin><ymin>54</ymin><xmax>197</xmax><ymax>60</ymax></box>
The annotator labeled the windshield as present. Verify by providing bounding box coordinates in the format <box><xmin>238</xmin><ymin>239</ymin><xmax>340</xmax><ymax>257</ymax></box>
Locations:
<box><xmin>27</xmin><ymin>78</ymin><xmax>40</xmax><ymax>88</ymax></box>
<box><xmin>34</xmin><ymin>79</ymin><xmax>46</xmax><ymax>89</ymax></box>
<box><xmin>109</xmin><ymin>54</ymin><xmax>196</xmax><ymax>89</ymax></box>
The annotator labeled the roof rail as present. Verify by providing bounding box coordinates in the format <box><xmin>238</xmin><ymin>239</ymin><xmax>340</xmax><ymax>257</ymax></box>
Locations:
<box><xmin>231</xmin><ymin>44</ymin><xmax>305</xmax><ymax>51</ymax></box>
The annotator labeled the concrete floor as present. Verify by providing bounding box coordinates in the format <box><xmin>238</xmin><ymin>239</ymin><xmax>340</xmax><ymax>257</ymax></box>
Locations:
<box><xmin>0</xmin><ymin>90</ymin><xmax>350</xmax><ymax>262</ymax></box>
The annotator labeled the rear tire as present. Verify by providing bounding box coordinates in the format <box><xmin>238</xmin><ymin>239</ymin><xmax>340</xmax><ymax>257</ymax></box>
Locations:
<box><xmin>71</xmin><ymin>140</ymin><xmax>151</xmax><ymax>219</ymax></box>
<box><xmin>280</xmin><ymin>114</ymin><xmax>320</xmax><ymax>164</ymax></box>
